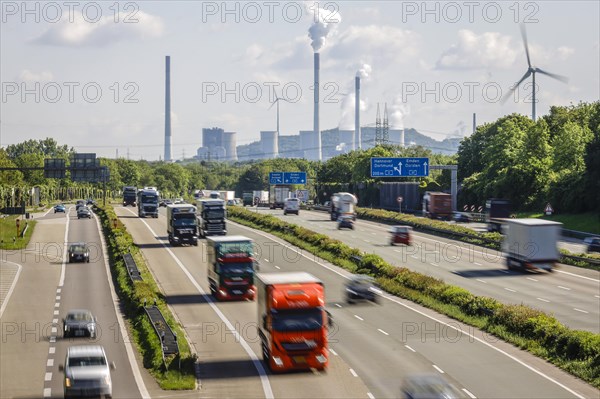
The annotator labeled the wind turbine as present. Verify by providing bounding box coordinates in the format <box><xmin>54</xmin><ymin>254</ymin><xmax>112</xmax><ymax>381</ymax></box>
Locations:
<box><xmin>268</xmin><ymin>89</ymin><xmax>290</xmax><ymax>136</ymax></box>
<box><xmin>503</xmin><ymin>24</ymin><xmax>569</xmax><ymax>121</ymax></box>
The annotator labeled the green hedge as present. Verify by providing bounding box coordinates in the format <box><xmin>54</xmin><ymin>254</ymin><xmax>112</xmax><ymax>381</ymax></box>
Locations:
<box><xmin>228</xmin><ymin>207</ymin><xmax>600</xmax><ymax>388</ymax></box>
<box><xmin>95</xmin><ymin>204</ymin><xmax>196</xmax><ymax>390</ymax></box>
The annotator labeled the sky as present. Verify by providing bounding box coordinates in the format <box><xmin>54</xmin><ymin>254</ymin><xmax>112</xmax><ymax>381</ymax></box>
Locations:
<box><xmin>1</xmin><ymin>1</ymin><xmax>598</xmax><ymax>160</ymax></box>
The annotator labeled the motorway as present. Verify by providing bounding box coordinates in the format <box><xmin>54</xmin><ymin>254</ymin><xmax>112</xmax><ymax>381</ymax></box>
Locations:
<box><xmin>1</xmin><ymin>207</ymin><xmax>151</xmax><ymax>399</ymax></box>
<box><xmin>255</xmin><ymin>208</ymin><xmax>600</xmax><ymax>333</ymax></box>
<box><xmin>115</xmin><ymin>205</ymin><xmax>597</xmax><ymax>399</ymax></box>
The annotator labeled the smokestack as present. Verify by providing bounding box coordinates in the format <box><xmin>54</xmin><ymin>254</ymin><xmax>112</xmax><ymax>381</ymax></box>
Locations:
<box><xmin>314</xmin><ymin>52</ymin><xmax>321</xmax><ymax>160</ymax></box>
<box><xmin>164</xmin><ymin>55</ymin><xmax>172</xmax><ymax>162</ymax></box>
<box><xmin>472</xmin><ymin>113</ymin><xmax>476</xmax><ymax>134</ymax></box>
<box><xmin>355</xmin><ymin>76</ymin><xmax>360</xmax><ymax>150</ymax></box>
<box><xmin>401</xmin><ymin>129</ymin><xmax>405</xmax><ymax>148</ymax></box>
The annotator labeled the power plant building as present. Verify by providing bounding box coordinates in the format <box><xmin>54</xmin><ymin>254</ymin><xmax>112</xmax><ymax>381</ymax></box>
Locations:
<box><xmin>261</xmin><ymin>131</ymin><xmax>278</xmax><ymax>159</ymax></box>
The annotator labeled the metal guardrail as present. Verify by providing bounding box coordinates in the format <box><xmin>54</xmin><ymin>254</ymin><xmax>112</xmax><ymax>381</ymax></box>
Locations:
<box><xmin>123</xmin><ymin>253</ymin><xmax>142</xmax><ymax>281</ymax></box>
<box><xmin>561</xmin><ymin>253</ymin><xmax>600</xmax><ymax>266</ymax></box>
<box><xmin>144</xmin><ymin>304</ymin><xmax>180</xmax><ymax>366</ymax></box>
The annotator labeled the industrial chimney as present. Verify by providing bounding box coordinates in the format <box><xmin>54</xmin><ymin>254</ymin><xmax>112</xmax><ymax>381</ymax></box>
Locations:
<box><xmin>355</xmin><ymin>75</ymin><xmax>361</xmax><ymax>150</ymax></box>
<box><xmin>314</xmin><ymin>53</ymin><xmax>321</xmax><ymax>160</ymax></box>
<box><xmin>164</xmin><ymin>56</ymin><xmax>172</xmax><ymax>162</ymax></box>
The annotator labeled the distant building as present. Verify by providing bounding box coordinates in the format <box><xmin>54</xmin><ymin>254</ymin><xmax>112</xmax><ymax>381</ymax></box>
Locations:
<box><xmin>197</xmin><ymin>127</ymin><xmax>237</xmax><ymax>161</ymax></box>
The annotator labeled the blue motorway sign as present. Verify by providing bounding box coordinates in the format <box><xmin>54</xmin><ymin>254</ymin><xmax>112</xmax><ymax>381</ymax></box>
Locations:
<box><xmin>269</xmin><ymin>172</ymin><xmax>307</xmax><ymax>185</ymax></box>
<box><xmin>370</xmin><ymin>157</ymin><xmax>429</xmax><ymax>177</ymax></box>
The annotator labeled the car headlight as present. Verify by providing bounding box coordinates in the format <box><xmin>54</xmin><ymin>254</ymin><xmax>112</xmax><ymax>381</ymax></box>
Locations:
<box><xmin>65</xmin><ymin>377</ymin><xmax>71</xmax><ymax>387</ymax></box>
<box><xmin>103</xmin><ymin>375</ymin><xmax>111</xmax><ymax>385</ymax></box>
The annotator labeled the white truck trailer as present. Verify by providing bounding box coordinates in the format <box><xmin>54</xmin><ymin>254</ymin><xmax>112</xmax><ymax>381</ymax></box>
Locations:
<box><xmin>502</xmin><ymin>218</ymin><xmax>562</xmax><ymax>272</ymax></box>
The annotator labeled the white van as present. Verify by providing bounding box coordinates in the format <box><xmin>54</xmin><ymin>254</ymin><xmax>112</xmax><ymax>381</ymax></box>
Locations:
<box><xmin>283</xmin><ymin>198</ymin><xmax>300</xmax><ymax>215</ymax></box>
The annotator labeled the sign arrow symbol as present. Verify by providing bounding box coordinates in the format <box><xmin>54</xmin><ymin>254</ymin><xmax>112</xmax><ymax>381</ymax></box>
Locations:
<box><xmin>423</xmin><ymin>161</ymin><xmax>428</xmax><ymax>175</ymax></box>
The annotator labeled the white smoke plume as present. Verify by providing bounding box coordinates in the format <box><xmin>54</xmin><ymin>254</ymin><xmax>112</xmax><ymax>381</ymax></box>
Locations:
<box><xmin>356</xmin><ymin>63</ymin><xmax>372</xmax><ymax>79</ymax></box>
<box><xmin>307</xmin><ymin>3</ymin><xmax>341</xmax><ymax>52</ymax></box>
<box><xmin>339</xmin><ymin>93</ymin><xmax>367</xmax><ymax>130</ymax></box>
<box><xmin>389</xmin><ymin>97</ymin><xmax>410</xmax><ymax>129</ymax></box>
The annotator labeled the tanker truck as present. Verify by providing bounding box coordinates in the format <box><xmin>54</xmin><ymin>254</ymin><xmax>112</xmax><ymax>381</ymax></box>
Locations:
<box><xmin>330</xmin><ymin>192</ymin><xmax>357</xmax><ymax>221</ymax></box>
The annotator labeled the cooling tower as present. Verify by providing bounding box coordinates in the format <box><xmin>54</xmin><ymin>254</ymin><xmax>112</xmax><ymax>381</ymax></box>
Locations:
<box><xmin>261</xmin><ymin>131</ymin><xmax>278</xmax><ymax>159</ymax></box>
<box><xmin>164</xmin><ymin>56</ymin><xmax>172</xmax><ymax>162</ymax></box>
<box><xmin>339</xmin><ymin>130</ymin><xmax>354</xmax><ymax>153</ymax></box>
<box><xmin>300</xmin><ymin>130</ymin><xmax>319</xmax><ymax>161</ymax></box>
<box><xmin>222</xmin><ymin>132</ymin><xmax>238</xmax><ymax>161</ymax></box>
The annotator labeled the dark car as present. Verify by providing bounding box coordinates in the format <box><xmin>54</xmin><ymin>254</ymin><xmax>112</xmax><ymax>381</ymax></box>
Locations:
<box><xmin>54</xmin><ymin>204</ymin><xmax>66</xmax><ymax>213</ymax></box>
<box><xmin>345</xmin><ymin>275</ymin><xmax>378</xmax><ymax>304</ymax></box>
<box><xmin>452</xmin><ymin>211</ymin><xmax>470</xmax><ymax>223</ymax></box>
<box><xmin>86</xmin><ymin>198</ymin><xmax>96</xmax><ymax>206</ymax></box>
<box><xmin>75</xmin><ymin>200</ymin><xmax>86</xmax><ymax>210</ymax></box>
<box><xmin>68</xmin><ymin>243</ymin><xmax>90</xmax><ymax>263</ymax></box>
<box><xmin>159</xmin><ymin>199</ymin><xmax>173</xmax><ymax>207</ymax></box>
<box><xmin>337</xmin><ymin>215</ymin><xmax>354</xmax><ymax>230</ymax></box>
<box><xmin>63</xmin><ymin>309</ymin><xmax>97</xmax><ymax>338</ymax></box>
<box><xmin>402</xmin><ymin>373</ymin><xmax>464</xmax><ymax>399</ymax></box>
<box><xmin>77</xmin><ymin>207</ymin><xmax>92</xmax><ymax>219</ymax></box>
<box><xmin>587</xmin><ymin>237</ymin><xmax>600</xmax><ymax>254</ymax></box>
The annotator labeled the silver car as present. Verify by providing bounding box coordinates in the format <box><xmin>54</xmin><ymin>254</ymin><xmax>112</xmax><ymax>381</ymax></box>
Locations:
<box><xmin>63</xmin><ymin>309</ymin><xmax>97</xmax><ymax>338</ymax></box>
<box><xmin>60</xmin><ymin>345</ymin><xmax>115</xmax><ymax>398</ymax></box>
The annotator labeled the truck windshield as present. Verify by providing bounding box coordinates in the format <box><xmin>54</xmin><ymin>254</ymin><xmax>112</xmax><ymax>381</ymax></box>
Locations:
<box><xmin>218</xmin><ymin>262</ymin><xmax>253</xmax><ymax>275</ymax></box>
<box><xmin>174</xmin><ymin>216</ymin><xmax>196</xmax><ymax>227</ymax></box>
<box><xmin>272</xmin><ymin>308</ymin><xmax>323</xmax><ymax>332</ymax></box>
<box><xmin>142</xmin><ymin>195</ymin><xmax>158</xmax><ymax>204</ymax></box>
<box><xmin>203</xmin><ymin>209</ymin><xmax>224</xmax><ymax>219</ymax></box>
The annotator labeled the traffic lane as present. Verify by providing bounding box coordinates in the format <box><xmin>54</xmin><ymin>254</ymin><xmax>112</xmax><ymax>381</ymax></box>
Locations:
<box><xmin>46</xmin><ymin>207</ymin><xmax>142</xmax><ymax>399</ymax></box>
<box><xmin>232</xmin><ymin>220</ymin><xmax>597</xmax><ymax>399</ymax></box>
<box><xmin>115</xmin><ymin>207</ymin><xmax>268</xmax><ymax>398</ymax></box>
<box><xmin>120</xmin><ymin>207</ymin><xmax>373</xmax><ymax>398</ymax></box>
<box><xmin>264</xmin><ymin>209</ymin><xmax>600</xmax><ymax>332</ymax></box>
<box><xmin>0</xmin><ymin>215</ymin><xmax>64</xmax><ymax>398</ymax></box>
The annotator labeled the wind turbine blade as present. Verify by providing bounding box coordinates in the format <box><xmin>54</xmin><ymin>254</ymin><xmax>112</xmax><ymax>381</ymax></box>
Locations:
<box><xmin>501</xmin><ymin>70</ymin><xmax>531</xmax><ymax>104</ymax></box>
<box><xmin>535</xmin><ymin>68</ymin><xmax>569</xmax><ymax>83</ymax></box>
<box><xmin>268</xmin><ymin>99</ymin><xmax>277</xmax><ymax>110</ymax></box>
<box><xmin>520</xmin><ymin>24</ymin><xmax>532</xmax><ymax>68</ymax></box>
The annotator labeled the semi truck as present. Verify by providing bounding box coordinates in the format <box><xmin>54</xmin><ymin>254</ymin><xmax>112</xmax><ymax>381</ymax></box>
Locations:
<box><xmin>123</xmin><ymin>186</ymin><xmax>137</xmax><ymax>207</ymax></box>
<box><xmin>422</xmin><ymin>192</ymin><xmax>452</xmax><ymax>220</ymax></box>
<box><xmin>254</xmin><ymin>190</ymin><xmax>269</xmax><ymax>206</ymax></box>
<box><xmin>206</xmin><ymin>236</ymin><xmax>257</xmax><ymax>300</ymax></box>
<box><xmin>330</xmin><ymin>192</ymin><xmax>357</xmax><ymax>221</ymax></box>
<box><xmin>137</xmin><ymin>188</ymin><xmax>159</xmax><ymax>218</ymax></box>
<box><xmin>257</xmin><ymin>272</ymin><xmax>330</xmax><ymax>372</ymax></box>
<box><xmin>197</xmin><ymin>198</ymin><xmax>227</xmax><ymax>237</ymax></box>
<box><xmin>167</xmin><ymin>204</ymin><xmax>198</xmax><ymax>246</ymax></box>
<box><xmin>485</xmin><ymin>198</ymin><xmax>512</xmax><ymax>232</ymax></box>
<box><xmin>502</xmin><ymin>218</ymin><xmax>562</xmax><ymax>272</ymax></box>
<box><xmin>243</xmin><ymin>191</ymin><xmax>254</xmax><ymax>206</ymax></box>
<box><xmin>269</xmin><ymin>185</ymin><xmax>291</xmax><ymax>209</ymax></box>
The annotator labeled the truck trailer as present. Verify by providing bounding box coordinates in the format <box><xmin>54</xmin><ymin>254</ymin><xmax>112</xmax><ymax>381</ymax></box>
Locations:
<box><xmin>269</xmin><ymin>185</ymin><xmax>291</xmax><ymax>209</ymax></box>
<box><xmin>196</xmin><ymin>198</ymin><xmax>227</xmax><ymax>237</ymax></box>
<box><xmin>167</xmin><ymin>204</ymin><xmax>198</xmax><ymax>246</ymax></box>
<box><xmin>330</xmin><ymin>192</ymin><xmax>357</xmax><ymax>221</ymax></box>
<box><xmin>422</xmin><ymin>192</ymin><xmax>452</xmax><ymax>220</ymax></box>
<box><xmin>206</xmin><ymin>235</ymin><xmax>257</xmax><ymax>300</ymax></box>
<box><xmin>257</xmin><ymin>272</ymin><xmax>330</xmax><ymax>372</ymax></box>
<box><xmin>502</xmin><ymin>218</ymin><xmax>562</xmax><ymax>272</ymax></box>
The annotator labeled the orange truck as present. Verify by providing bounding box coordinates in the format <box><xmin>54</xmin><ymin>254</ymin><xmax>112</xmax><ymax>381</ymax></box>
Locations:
<box><xmin>257</xmin><ymin>272</ymin><xmax>330</xmax><ymax>372</ymax></box>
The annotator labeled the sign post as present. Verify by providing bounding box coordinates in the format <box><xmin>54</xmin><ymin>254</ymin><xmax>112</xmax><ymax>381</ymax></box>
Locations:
<box><xmin>16</xmin><ymin>218</ymin><xmax>20</xmax><ymax>237</ymax></box>
<box><xmin>397</xmin><ymin>196</ymin><xmax>403</xmax><ymax>213</ymax></box>
<box><xmin>544</xmin><ymin>203</ymin><xmax>554</xmax><ymax>216</ymax></box>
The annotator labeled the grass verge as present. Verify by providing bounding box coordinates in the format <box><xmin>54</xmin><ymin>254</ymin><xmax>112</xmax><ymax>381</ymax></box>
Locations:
<box><xmin>516</xmin><ymin>212</ymin><xmax>600</xmax><ymax>235</ymax></box>
<box><xmin>95</xmin><ymin>204</ymin><xmax>196</xmax><ymax>390</ymax></box>
<box><xmin>0</xmin><ymin>215</ymin><xmax>36</xmax><ymax>250</ymax></box>
<box><xmin>228</xmin><ymin>207</ymin><xmax>600</xmax><ymax>388</ymax></box>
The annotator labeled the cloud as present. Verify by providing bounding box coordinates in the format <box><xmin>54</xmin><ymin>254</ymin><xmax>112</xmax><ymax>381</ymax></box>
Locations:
<box><xmin>32</xmin><ymin>11</ymin><xmax>164</xmax><ymax>47</ymax></box>
<box><xmin>19</xmin><ymin>70</ymin><xmax>54</xmax><ymax>82</ymax></box>
<box><xmin>556</xmin><ymin>46</ymin><xmax>575</xmax><ymax>61</ymax></box>
<box><xmin>436</xmin><ymin>29</ymin><xmax>518</xmax><ymax>70</ymax></box>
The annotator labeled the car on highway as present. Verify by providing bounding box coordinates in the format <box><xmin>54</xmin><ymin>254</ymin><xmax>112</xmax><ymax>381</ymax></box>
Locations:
<box><xmin>68</xmin><ymin>242</ymin><xmax>90</xmax><ymax>263</ymax></box>
<box><xmin>54</xmin><ymin>204</ymin><xmax>66</xmax><ymax>213</ymax></box>
<box><xmin>77</xmin><ymin>207</ymin><xmax>92</xmax><ymax>219</ymax></box>
<box><xmin>401</xmin><ymin>373</ymin><xmax>464</xmax><ymax>399</ymax></box>
<box><xmin>159</xmin><ymin>198</ymin><xmax>173</xmax><ymax>207</ymax></box>
<box><xmin>337</xmin><ymin>215</ymin><xmax>355</xmax><ymax>230</ymax></box>
<box><xmin>586</xmin><ymin>237</ymin><xmax>600</xmax><ymax>253</ymax></box>
<box><xmin>452</xmin><ymin>211</ymin><xmax>471</xmax><ymax>223</ymax></box>
<box><xmin>390</xmin><ymin>225</ymin><xmax>413</xmax><ymax>246</ymax></box>
<box><xmin>345</xmin><ymin>275</ymin><xmax>378</xmax><ymax>304</ymax></box>
<box><xmin>75</xmin><ymin>200</ymin><xmax>86</xmax><ymax>210</ymax></box>
<box><xmin>63</xmin><ymin>309</ymin><xmax>97</xmax><ymax>338</ymax></box>
<box><xmin>283</xmin><ymin>197</ymin><xmax>300</xmax><ymax>215</ymax></box>
<box><xmin>59</xmin><ymin>345</ymin><xmax>115</xmax><ymax>398</ymax></box>
<box><xmin>86</xmin><ymin>198</ymin><xmax>96</xmax><ymax>206</ymax></box>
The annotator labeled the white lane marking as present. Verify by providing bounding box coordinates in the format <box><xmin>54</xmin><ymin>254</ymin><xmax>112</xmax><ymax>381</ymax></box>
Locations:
<box><xmin>98</xmin><ymin>210</ymin><xmax>150</xmax><ymax>399</ymax></box>
<box><xmin>53</xmin><ymin>310</ymin><xmax>59</xmax><ymax>315</ymax></box>
<box><xmin>0</xmin><ymin>260</ymin><xmax>22</xmax><ymax>318</ymax></box>
<box><xmin>405</xmin><ymin>345</ymin><xmax>416</xmax><ymax>353</ymax></box>
<box><xmin>377</xmin><ymin>328</ymin><xmax>389</xmax><ymax>336</ymax></box>
<box><xmin>433</xmin><ymin>365</ymin><xmax>445</xmax><ymax>374</ymax></box>
<box><xmin>462</xmin><ymin>388</ymin><xmax>477</xmax><ymax>399</ymax></box>
<box><xmin>49</xmin><ymin>347</ymin><xmax>55</xmax><ymax>354</ymax></box>
<box><xmin>394</xmin><ymin>249</ymin><xmax>402</xmax><ymax>253</ymax></box>
<box><xmin>371</xmin><ymin>232</ymin><xmax>377</xmax><ymax>235</ymax></box>
<box><xmin>335</xmin><ymin>304</ymin><xmax>342</xmax><ymax>308</ymax></box>
<box><xmin>595</xmin><ymin>295</ymin><xmax>600</xmax><ymax>299</ymax></box>
<box><xmin>126</xmin><ymin>209</ymin><xmax>274</xmax><ymax>399</ymax></box>
<box><xmin>574</xmin><ymin>308</ymin><xmax>589</xmax><ymax>314</ymax></box>
<box><xmin>526</xmin><ymin>277</ymin><xmax>538</xmax><ymax>282</ymax></box>
<box><xmin>367</xmin><ymin>393</ymin><xmax>375</xmax><ymax>399</ymax></box>
<box><xmin>55</xmin><ymin>295</ymin><xmax>60</xmax><ymax>300</ymax></box>
<box><xmin>275</xmin><ymin>265</ymin><xmax>281</xmax><ymax>270</ymax></box>
<box><xmin>43</xmin><ymin>207</ymin><xmax>53</xmax><ymax>217</ymax></box>
<box><xmin>54</xmin><ymin>302</ymin><xmax>59</xmax><ymax>308</ymax></box>
<box><xmin>555</xmin><ymin>269</ymin><xmax>599</xmax><ymax>282</ymax></box>
<box><xmin>330</xmin><ymin>348</ymin><xmax>338</xmax><ymax>356</ymax></box>
<box><xmin>230</xmin><ymin>220</ymin><xmax>587</xmax><ymax>399</ymax></box>
<box><xmin>558</xmin><ymin>286</ymin><xmax>571</xmax><ymax>291</ymax></box>
<box><xmin>43</xmin><ymin>388</ymin><xmax>51</xmax><ymax>397</ymax></box>
<box><xmin>56</xmin><ymin>288</ymin><xmax>61</xmax><ymax>293</ymax></box>
<box><xmin>52</xmin><ymin>319</ymin><xmax>58</xmax><ymax>324</ymax></box>
<box><xmin>364</xmin><ymin>240</ymin><xmax>371</xmax><ymax>243</ymax></box>
<box><xmin>49</xmin><ymin>336</ymin><xmax>56</xmax><ymax>343</ymax></box>
<box><xmin>354</xmin><ymin>315</ymin><xmax>364</xmax><ymax>321</ymax></box>
<box><xmin>537</xmin><ymin>298</ymin><xmax>550</xmax><ymax>303</ymax></box>
<box><xmin>58</xmin><ymin>207</ymin><xmax>72</xmax><ymax>287</ymax></box>
<box><xmin>504</xmin><ymin>288</ymin><xmax>517</xmax><ymax>293</ymax></box>
<box><xmin>476</xmin><ymin>279</ymin><xmax>487</xmax><ymax>284</ymax></box>
<box><xmin>349</xmin><ymin>368</ymin><xmax>358</xmax><ymax>377</ymax></box>
<box><xmin>51</xmin><ymin>327</ymin><xmax>57</xmax><ymax>334</ymax></box>
<box><xmin>428</xmin><ymin>262</ymin><xmax>437</xmax><ymax>267</ymax></box>
<box><xmin>474</xmin><ymin>262</ymin><xmax>482</xmax><ymax>266</ymax></box>
<box><xmin>264</xmin><ymin>259</ymin><xmax>270</xmax><ymax>262</ymax></box>
<box><xmin>47</xmin><ymin>359</ymin><xmax>54</xmax><ymax>367</ymax></box>
<box><xmin>44</xmin><ymin>372</ymin><xmax>52</xmax><ymax>381</ymax></box>
<box><xmin>371</xmin><ymin>288</ymin><xmax>383</xmax><ymax>295</ymax></box>
<box><xmin>411</xmin><ymin>255</ymin><xmax>418</xmax><ymax>259</ymax></box>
